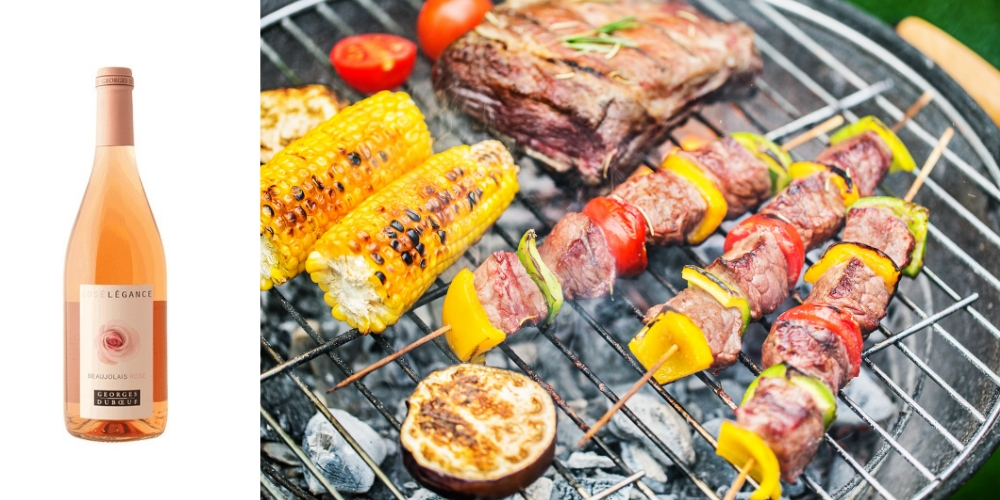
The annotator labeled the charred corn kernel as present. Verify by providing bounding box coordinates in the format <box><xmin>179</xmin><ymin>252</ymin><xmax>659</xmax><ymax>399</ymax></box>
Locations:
<box><xmin>716</xmin><ymin>421</ymin><xmax>782</xmax><ymax>500</ymax></box>
<box><xmin>260</xmin><ymin>91</ymin><xmax>432</xmax><ymax>290</ymax></box>
<box><xmin>628</xmin><ymin>310</ymin><xmax>713</xmax><ymax>384</ymax></box>
<box><xmin>306</xmin><ymin>140</ymin><xmax>519</xmax><ymax>333</ymax></box>
<box><xmin>682</xmin><ymin>266</ymin><xmax>751</xmax><ymax>335</ymax></box>
<box><xmin>731</xmin><ymin>132</ymin><xmax>792</xmax><ymax>194</ymax></box>
<box><xmin>804</xmin><ymin>242</ymin><xmax>901</xmax><ymax>293</ymax></box>
<box><xmin>788</xmin><ymin>162</ymin><xmax>860</xmax><ymax>206</ymax></box>
<box><xmin>442</xmin><ymin>269</ymin><xmax>507</xmax><ymax>362</ymax></box>
<box><xmin>849</xmin><ymin>197</ymin><xmax>929</xmax><ymax>277</ymax></box>
<box><xmin>662</xmin><ymin>154</ymin><xmax>727</xmax><ymax>245</ymax></box>
<box><xmin>830</xmin><ymin>116</ymin><xmax>916</xmax><ymax>173</ymax></box>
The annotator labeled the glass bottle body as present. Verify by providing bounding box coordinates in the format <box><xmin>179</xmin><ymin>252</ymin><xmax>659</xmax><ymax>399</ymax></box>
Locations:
<box><xmin>64</xmin><ymin>145</ymin><xmax>167</xmax><ymax>441</ymax></box>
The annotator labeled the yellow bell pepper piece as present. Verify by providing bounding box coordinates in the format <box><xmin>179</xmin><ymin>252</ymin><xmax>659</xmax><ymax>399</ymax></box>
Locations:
<box><xmin>803</xmin><ymin>242</ymin><xmax>900</xmax><ymax>293</ymax></box>
<box><xmin>681</xmin><ymin>266</ymin><xmax>751</xmax><ymax>335</ymax></box>
<box><xmin>628</xmin><ymin>310</ymin><xmax>713</xmax><ymax>384</ymax></box>
<box><xmin>716</xmin><ymin>421</ymin><xmax>782</xmax><ymax>500</ymax></box>
<box><xmin>662</xmin><ymin>154</ymin><xmax>728</xmax><ymax>245</ymax></box>
<box><xmin>788</xmin><ymin>162</ymin><xmax>860</xmax><ymax>206</ymax></box>
<box><xmin>442</xmin><ymin>269</ymin><xmax>507</xmax><ymax>362</ymax></box>
<box><xmin>830</xmin><ymin>116</ymin><xmax>916</xmax><ymax>173</ymax></box>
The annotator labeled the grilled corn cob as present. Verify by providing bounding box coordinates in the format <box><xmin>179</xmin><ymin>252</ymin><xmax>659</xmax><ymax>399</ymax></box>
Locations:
<box><xmin>260</xmin><ymin>91</ymin><xmax>432</xmax><ymax>290</ymax></box>
<box><xmin>306</xmin><ymin>140</ymin><xmax>519</xmax><ymax>333</ymax></box>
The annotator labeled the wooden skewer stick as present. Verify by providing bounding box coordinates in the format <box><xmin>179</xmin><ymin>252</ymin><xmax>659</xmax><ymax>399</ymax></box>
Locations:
<box><xmin>576</xmin><ymin>344</ymin><xmax>679</xmax><ymax>448</ymax></box>
<box><xmin>723</xmin><ymin>458</ymin><xmax>755</xmax><ymax>500</ymax></box>
<box><xmin>904</xmin><ymin>127</ymin><xmax>954</xmax><ymax>202</ymax></box>
<box><xmin>891</xmin><ymin>91</ymin><xmax>934</xmax><ymax>132</ymax></box>
<box><xmin>327</xmin><ymin>325</ymin><xmax>451</xmax><ymax>393</ymax></box>
<box><xmin>780</xmin><ymin>115</ymin><xmax>845</xmax><ymax>152</ymax></box>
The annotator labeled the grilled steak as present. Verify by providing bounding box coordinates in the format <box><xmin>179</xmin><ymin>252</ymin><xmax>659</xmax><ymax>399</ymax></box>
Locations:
<box><xmin>762</xmin><ymin>318</ymin><xmax>852</xmax><ymax>391</ymax></box>
<box><xmin>804</xmin><ymin>258</ymin><xmax>892</xmax><ymax>336</ymax></box>
<box><xmin>539</xmin><ymin>212</ymin><xmax>616</xmax><ymax>299</ymax></box>
<box><xmin>678</xmin><ymin>136</ymin><xmax>771</xmax><ymax>217</ymax></box>
<box><xmin>815</xmin><ymin>130</ymin><xmax>893</xmax><ymax>197</ymax></box>
<box><xmin>735</xmin><ymin>376</ymin><xmax>825</xmax><ymax>482</ymax></box>
<box><xmin>708</xmin><ymin>230</ymin><xmax>789</xmax><ymax>319</ymax></box>
<box><xmin>611</xmin><ymin>168</ymin><xmax>706</xmax><ymax>246</ymax></box>
<box><xmin>645</xmin><ymin>287</ymin><xmax>744</xmax><ymax>373</ymax></box>
<box><xmin>474</xmin><ymin>251</ymin><xmax>549</xmax><ymax>334</ymax></box>
<box><xmin>843</xmin><ymin>206</ymin><xmax>915</xmax><ymax>269</ymax></box>
<box><xmin>433</xmin><ymin>0</ymin><xmax>762</xmax><ymax>186</ymax></box>
<box><xmin>760</xmin><ymin>171</ymin><xmax>845</xmax><ymax>250</ymax></box>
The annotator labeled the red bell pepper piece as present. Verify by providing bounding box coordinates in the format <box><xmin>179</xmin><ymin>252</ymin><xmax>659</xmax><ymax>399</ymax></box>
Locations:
<box><xmin>724</xmin><ymin>213</ymin><xmax>805</xmax><ymax>288</ymax></box>
<box><xmin>582</xmin><ymin>196</ymin><xmax>648</xmax><ymax>278</ymax></box>
<box><xmin>777</xmin><ymin>304</ymin><xmax>862</xmax><ymax>379</ymax></box>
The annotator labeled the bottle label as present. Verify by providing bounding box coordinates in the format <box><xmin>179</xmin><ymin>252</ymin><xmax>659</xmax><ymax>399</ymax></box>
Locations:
<box><xmin>79</xmin><ymin>284</ymin><xmax>154</xmax><ymax>420</ymax></box>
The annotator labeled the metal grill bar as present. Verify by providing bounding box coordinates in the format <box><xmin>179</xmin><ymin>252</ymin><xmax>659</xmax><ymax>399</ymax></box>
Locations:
<box><xmin>753</xmin><ymin>0</ymin><xmax>1000</xmax><ymax>190</ymax></box>
<box><xmin>261</xmin><ymin>404</ymin><xmax>348</xmax><ymax>500</ymax></box>
<box><xmin>260</xmin><ymin>1</ymin><xmax>1000</xmax><ymax>498</ymax></box>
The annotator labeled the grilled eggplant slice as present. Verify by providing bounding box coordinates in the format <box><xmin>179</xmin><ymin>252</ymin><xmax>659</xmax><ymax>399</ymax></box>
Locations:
<box><xmin>400</xmin><ymin>364</ymin><xmax>557</xmax><ymax>499</ymax></box>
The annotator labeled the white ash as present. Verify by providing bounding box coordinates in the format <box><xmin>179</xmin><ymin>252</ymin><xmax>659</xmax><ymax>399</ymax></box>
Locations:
<box><xmin>620</xmin><ymin>443</ymin><xmax>668</xmax><ymax>492</ymax></box>
<box><xmin>606</xmin><ymin>393</ymin><xmax>695</xmax><ymax>467</ymax></box>
<box><xmin>301</xmin><ymin>409</ymin><xmax>393</xmax><ymax>494</ymax></box>
<box><xmin>836</xmin><ymin>368</ymin><xmax>895</xmax><ymax>426</ymax></box>
<box><xmin>551</xmin><ymin>475</ymin><xmax>632</xmax><ymax>500</ymax></box>
<box><xmin>565</xmin><ymin>451</ymin><xmax>616</xmax><ymax>469</ymax></box>
<box><xmin>262</xmin><ymin>442</ymin><xmax>299</xmax><ymax>466</ymax></box>
<box><xmin>503</xmin><ymin>477</ymin><xmax>554</xmax><ymax>500</ymax></box>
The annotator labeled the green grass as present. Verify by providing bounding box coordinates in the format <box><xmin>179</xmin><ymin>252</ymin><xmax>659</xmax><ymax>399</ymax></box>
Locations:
<box><xmin>844</xmin><ymin>0</ymin><xmax>1000</xmax><ymax>70</ymax></box>
<box><xmin>836</xmin><ymin>4</ymin><xmax>999</xmax><ymax>499</ymax></box>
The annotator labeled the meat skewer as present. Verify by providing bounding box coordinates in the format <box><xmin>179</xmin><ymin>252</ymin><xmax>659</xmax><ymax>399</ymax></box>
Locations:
<box><xmin>331</xmin><ymin>119</ymin><xmax>826</xmax><ymax>386</ymax></box>
<box><xmin>443</xmin><ymin>120</ymin><xmax>836</xmax><ymax>363</ymax></box>
<box><xmin>581</xmin><ymin>99</ymin><xmax>931</xmax><ymax>446</ymax></box>
<box><xmin>717</xmin><ymin>128</ymin><xmax>950</xmax><ymax>500</ymax></box>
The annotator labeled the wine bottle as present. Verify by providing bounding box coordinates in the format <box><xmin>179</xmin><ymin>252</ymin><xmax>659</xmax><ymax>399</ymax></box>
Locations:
<box><xmin>64</xmin><ymin>67</ymin><xmax>167</xmax><ymax>441</ymax></box>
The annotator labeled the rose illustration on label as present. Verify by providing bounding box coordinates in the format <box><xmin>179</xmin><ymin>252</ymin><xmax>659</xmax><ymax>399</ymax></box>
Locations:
<box><xmin>94</xmin><ymin>319</ymin><xmax>140</xmax><ymax>365</ymax></box>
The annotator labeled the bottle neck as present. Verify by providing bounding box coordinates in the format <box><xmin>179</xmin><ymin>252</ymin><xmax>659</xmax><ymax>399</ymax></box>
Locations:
<box><xmin>96</xmin><ymin>85</ymin><xmax>134</xmax><ymax>146</ymax></box>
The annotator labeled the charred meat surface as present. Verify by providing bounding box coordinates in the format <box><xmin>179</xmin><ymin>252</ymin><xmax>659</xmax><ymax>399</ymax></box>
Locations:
<box><xmin>645</xmin><ymin>286</ymin><xmax>744</xmax><ymax>373</ymax></box>
<box><xmin>735</xmin><ymin>376</ymin><xmax>825</xmax><ymax>482</ymax></box>
<box><xmin>611</xmin><ymin>168</ymin><xmax>706</xmax><ymax>246</ymax></box>
<box><xmin>708</xmin><ymin>229</ymin><xmax>789</xmax><ymax>319</ymax></box>
<box><xmin>804</xmin><ymin>258</ymin><xmax>892</xmax><ymax>335</ymax></box>
<box><xmin>433</xmin><ymin>0</ymin><xmax>761</xmax><ymax>185</ymax></box>
<box><xmin>539</xmin><ymin>212</ymin><xmax>617</xmax><ymax>300</ymax></box>
<box><xmin>760</xmin><ymin>171</ymin><xmax>846</xmax><ymax>250</ymax></box>
<box><xmin>843</xmin><ymin>206</ymin><xmax>915</xmax><ymax>269</ymax></box>
<box><xmin>762</xmin><ymin>318</ymin><xmax>852</xmax><ymax>391</ymax></box>
<box><xmin>679</xmin><ymin>136</ymin><xmax>771</xmax><ymax>218</ymax></box>
<box><xmin>815</xmin><ymin>130</ymin><xmax>893</xmax><ymax>197</ymax></box>
<box><xmin>474</xmin><ymin>251</ymin><xmax>549</xmax><ymax>334</ymax></box>
<box><xmin>400</xmin><ymin>364</ymin><xmax>557</xmax><ymax>499</ymax></box>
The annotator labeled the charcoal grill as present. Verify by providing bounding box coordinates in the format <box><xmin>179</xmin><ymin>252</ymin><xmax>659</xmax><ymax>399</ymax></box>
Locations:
<box><xmin>259</xmin><ymin>0</ymin><xmax>1000</xmax><ymax>498</ymax></box>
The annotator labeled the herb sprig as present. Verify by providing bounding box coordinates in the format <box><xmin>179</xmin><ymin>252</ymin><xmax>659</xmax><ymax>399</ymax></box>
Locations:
<box><xmin>562</xmin><ymin>16</ymin><xmax>639</xmax><ymax>55</ymax></box>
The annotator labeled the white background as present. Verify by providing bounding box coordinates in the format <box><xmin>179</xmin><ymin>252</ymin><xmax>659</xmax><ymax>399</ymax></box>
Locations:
<box><xmin>0</xmin><ymin>0</ymin><xmax>259</xmax><ymax>495</ymax></box>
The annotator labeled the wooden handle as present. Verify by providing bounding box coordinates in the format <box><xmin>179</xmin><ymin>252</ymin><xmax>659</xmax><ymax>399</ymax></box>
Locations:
<box><xmin>896</xmin><ymin>17</ymin><xmax>1000</xmax><ymax>127</ymax></box>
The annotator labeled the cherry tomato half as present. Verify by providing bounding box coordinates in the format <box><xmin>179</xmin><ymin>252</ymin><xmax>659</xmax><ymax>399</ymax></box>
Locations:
<box><xmin>417</xmin><ymin>0</ymin><xmax>493</xmax><ymax>61</ymax></box>
<box><xmin>582</xmin><ymin>196</ymin><xmax>648</xmax><ymax>278</ymax></box>
<box><xmin>724</xmin><ymin>213</ymin><xmax>804</xmax><ymax>289</ymax></box>
<box><xmin>330</xmin><ymin>34</ymin><xmax>417</xmax><ymax>95</ymax></box>
<box><xmin>778</xmin><ymin>304</ymin><xmax>862</xmax><ymax>379</ymax></box>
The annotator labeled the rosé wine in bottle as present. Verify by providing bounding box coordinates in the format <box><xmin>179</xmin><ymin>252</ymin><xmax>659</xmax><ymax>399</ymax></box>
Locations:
<box><xmin>64</xmin><ymin>67</ymin><xmax>167</xmax><ymax>441</ymax></box>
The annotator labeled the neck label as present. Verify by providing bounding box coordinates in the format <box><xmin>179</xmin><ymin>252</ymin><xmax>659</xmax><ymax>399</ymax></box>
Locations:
<box><xmin>79</xmin><ymin>284</ymin><xmax>153</xmax><ymax>420</ymax></box>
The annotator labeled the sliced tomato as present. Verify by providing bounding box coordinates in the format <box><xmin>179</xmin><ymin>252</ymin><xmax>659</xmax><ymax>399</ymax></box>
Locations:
<box><xmin>582</xmin><ymin>196</ymin><xmax>648</xmax><ymax>278</ymax></box>
<box><xmin>778</xmin><ymin>304</ymin><xmax>862</xmax><ymax>379</ymax></box>
<box><xmin>724</xmin><ymin>213</ymin><xmax>804</xmax><ymax>288</ymax></box>
<box><xmin>417</xmin><ymin>0</ymin><xmax>493</xmax><ymax>61</ymax></box>
<box><xmin>330</xmin><ymin>34</ymin><xmax>417</xmax><ymax>94</ymax></box>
